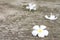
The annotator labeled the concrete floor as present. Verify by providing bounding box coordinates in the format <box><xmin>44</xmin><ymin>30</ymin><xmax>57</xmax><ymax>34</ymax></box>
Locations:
<box><xmin>0</xmin><ymin>0</ymin><xmax>60</xmax><ymax>40</ymax></box>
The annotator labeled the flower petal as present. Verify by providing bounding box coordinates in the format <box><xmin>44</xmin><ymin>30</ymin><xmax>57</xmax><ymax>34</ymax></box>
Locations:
<box><xmin>33</xmin><ymin>25</ymin><xmax>39</xmax><ymax>30</ymax></box>
<box><xmin>38</xmin><ymin>33</ymin><xmax>45</xmax><ymax>37</ymax></box>
<box><xmin>26</xmin><ymin>6</ymin><xmax>29</xmax><ymax>9</ymax></box>
<box><xmin>40</xmin><ymin>25</ymin><xmax>46</xmax><ymax>29</ymax></box>
<box><xmin>43</xmin><ymin>30</ymin><xmax>49</xmax><ymax>36</ymax></box>
<box><xmin>32</xmin><ymin>30</ymin><xmax>38</xmax><ymax>36</ymax></box>
<box><xmin>45</xmin><ymin>15</ymin><xmax>50</xmax><ymax>19</ymax></box>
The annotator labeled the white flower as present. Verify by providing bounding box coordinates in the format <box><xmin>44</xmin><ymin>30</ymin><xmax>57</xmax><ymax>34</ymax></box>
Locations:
<box><xmin>45</xmin><ymin>13</ymin><xmax>57</xmax><ymax>20</ymax></box>
<box><xmin>32</xmin><ymin>25</ymin><xmax>49</xmax><ymax>38</ymax></box>
<box><xmin>26</xmin><ymin>3</ymin><xmax>36</xmax><ymax>11</ymax></box>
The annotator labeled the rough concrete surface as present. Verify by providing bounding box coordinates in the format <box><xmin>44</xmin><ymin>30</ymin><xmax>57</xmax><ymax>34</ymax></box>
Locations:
<box><xmin>0</xmin><ymin>0</ymin><xmax>60</xmax><ymax>40</ymax></box>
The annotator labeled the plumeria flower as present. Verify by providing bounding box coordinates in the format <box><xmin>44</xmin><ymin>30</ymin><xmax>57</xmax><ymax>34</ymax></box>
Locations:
<box><xmin>26</xmin><ymin>3</ymin><xmax>36</xmax><ymax>11</ymax></box>
<box><xmin>45</xmin><ymin>13</ymin><xmax>58</xmax><ymax>20</ymax></box>
<box><xmin>32</xmin><ymin>25</ymin><xmax>49</xmax><ymax>38</ymax></box>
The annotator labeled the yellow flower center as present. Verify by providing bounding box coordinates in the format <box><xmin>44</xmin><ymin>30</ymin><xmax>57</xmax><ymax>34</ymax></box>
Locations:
<box><xmin>38</xmin><ymin>29</ymin><xmax>43</xmax><ymax>33</ymax></box>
